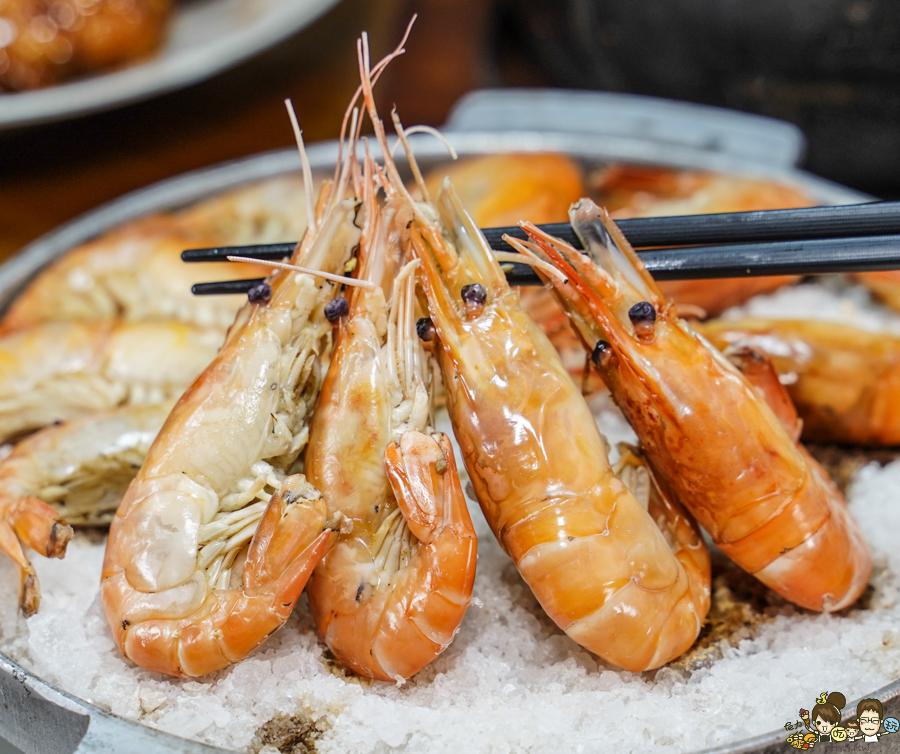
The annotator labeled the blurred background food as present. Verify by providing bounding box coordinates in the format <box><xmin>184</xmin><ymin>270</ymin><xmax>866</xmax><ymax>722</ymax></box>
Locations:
<box><xmin>0</xmin><ymin>0</ymin><xmax>172</xmax><ymax>91</ymax></box>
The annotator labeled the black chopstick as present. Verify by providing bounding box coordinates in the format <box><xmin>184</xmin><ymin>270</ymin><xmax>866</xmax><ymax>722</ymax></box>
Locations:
<box><xmin>190</xmin><ymin>233</ymin><xmax>900</xmax><ymax>295</ymax></box>
<box><xmin>181</xmin><ymin>200</ymin><xmax>899</xmax><ymax>265</ymax></box>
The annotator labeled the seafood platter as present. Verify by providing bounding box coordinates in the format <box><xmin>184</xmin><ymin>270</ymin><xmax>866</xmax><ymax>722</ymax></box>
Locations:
<box><xmin>3</xmin><ymin>33</ymin><xmax>900</xmax><ymax>754</ymax></box>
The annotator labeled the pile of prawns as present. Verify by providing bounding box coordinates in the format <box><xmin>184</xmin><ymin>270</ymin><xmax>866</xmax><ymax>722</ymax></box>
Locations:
<box><xmin>0</xmin><ymin>28</ymin><xmax>873</xmax><ymax>680</ymax></box>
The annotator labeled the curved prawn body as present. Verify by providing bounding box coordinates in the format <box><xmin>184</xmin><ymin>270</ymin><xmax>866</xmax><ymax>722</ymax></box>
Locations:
<box><xmin>522</xmin><ymin>200</ymin><xmax>871</xmax><ymax>611</ymax></box>
<box><xmin>0</xmin><ymin>401</ymin><xmax>172</xmax><ymax>616</ymax></box>
<box><xmin>699</xmin><ymin>317</ymin><xmax>900</xmax><ymax>447</ymax></box>
<box><xmin>100</xmin><ymin>194</ymin><xmax>362</xmax><ymax>678</ymax></box>
<box><xmin>305</xmin><ymin>228</ymin><xmax>476</xmax><ymax>680</ymax></box>
<box><xmin>0</xmin><ymin>319</ymin><xmax>223</xmax><ymax>443</ymax></box>
<box><xmin>409</xmin><ymin>184</ymin><xmax>710</xmax><ymax>672</ymax></box>
<box><xmin>0</xmin><ymin>177</ymin><xmax>301</xmax><ymax>332</ymax></box>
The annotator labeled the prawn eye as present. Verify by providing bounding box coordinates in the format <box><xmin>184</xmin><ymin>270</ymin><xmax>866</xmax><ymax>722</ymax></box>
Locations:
<box><xmin>416</xmin><ymin>317</ymin><xmax>436</xmax><ymax>342</ymax></box>
<box><xmin>628</xmin><ymin>301</ymin><xmax>656</xmax><ymax>340</ymax></box>
<box><xmin>324</xmin><ymin>296</ymin><xmax>350</xmax><ymax>322</ymax></box>
<box><xmin>628</xmin><ymin>301</ymin><xmax>656</xmax><ymax>325</ymax></box>
<box><xmin>247</xmin><ymin>282</ymin><xmax>272</xmax><ymax>303</ymax></box>
<box><xmin>591</xmin><ymin>339</ymin><xmax>613</xmax><ymax>368</ymax></box>
<box><xmin>460</xmin><ymin>283</ymin><xmax>487</xmax><ymax>307</ymax></box>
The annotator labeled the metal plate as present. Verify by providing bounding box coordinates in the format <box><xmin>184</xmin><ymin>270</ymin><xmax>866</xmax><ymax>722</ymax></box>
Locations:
<box><xmin>0</xmin><ymin>0</ymin><xmax>341</xmax><ymax>130</ymax></box>
<box><xmin>0</xmin><ymin>91</ymin><xmax>889</xmax><ymax>753</ymax></box>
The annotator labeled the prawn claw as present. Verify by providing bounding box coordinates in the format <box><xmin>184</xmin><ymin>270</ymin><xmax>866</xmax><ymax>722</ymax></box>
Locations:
<box><xmin>0</xmin><ymin>495</ymin><xmax>74</xmax><ymax>616</ymax></box>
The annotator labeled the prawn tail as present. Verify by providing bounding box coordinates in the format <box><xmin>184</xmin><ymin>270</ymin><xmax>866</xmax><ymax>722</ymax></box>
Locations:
<box><xmin>0</xmin><ymin>493</ymin><xmax>73</xmax><ymax>616</ymax></box>
<box><xmin>243</xmin><ymin>474</ymin><xmax>332</xmax><ymax>600</ymax></box>
<box><xmin>376</xmin><ymin>430</ymin><xmax>477</xmax><ymax>679</ymax></box>
<box><xmin>753</xmin><ymin>449</ymin><xmax>872</xmax><ymax>612</ymax></box>
<box><xmin>109</xmin><ymin>477</ymin><xmax>334</xmax><ymax>678</ymax></box>
<box><xmin>725</xmin><ymin>346</ymin><xmax>870</xmax><ymax>611</ymax></box>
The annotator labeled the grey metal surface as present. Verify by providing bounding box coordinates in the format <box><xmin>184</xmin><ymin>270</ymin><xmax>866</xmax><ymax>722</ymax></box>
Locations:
<box><xmin>0</xmin><ymin>90</ymin><xmax>883</xmax><ymax>753</ymax></box>
<box><xmin>446</xmin><ymin>88</ymin><xmax>807</xmax><ymax>167</ymax></box>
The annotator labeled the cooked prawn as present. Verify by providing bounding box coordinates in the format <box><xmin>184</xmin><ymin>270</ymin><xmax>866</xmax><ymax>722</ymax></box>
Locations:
<box><xmin>699</xmin><ymin>317</ymin><xmax>900</xmax><ymax>447</ymax></box>
<box><xmin>0</xmin><ymin>319</ymin><xmax>222</xmax><ymax>443</ymax></box>
<box><xmin>0</xmin><ymin>401</ymin><xmax>172</xmax><ymax>616</ymax></box>
<box><xmin>521</xmin><ymin>201</ymin><xmax>871</xmax><ymax>611</ymax></box>
<box><xmin>305</xmin><ymin>138</ymin><xmax>476</xmax><ymax>677</ymax></box>
<box><xmin>99</xmin><ymin>179</ymin><xmax>362</xmax><ymax>676</ymax></box>
<box><xmin>0</xmin><ymin>176</ymin><xmax>308</xmax><ymax>332</ymax></box>
<box><xmin>306</xmin><ymin>253</ymin><xmax>477</xmax><ymax>680</ymax></box>
<box><xmin>405</xmin><ymin>179</ymin><xmax>710</xmax><ymax>671</ymax></box>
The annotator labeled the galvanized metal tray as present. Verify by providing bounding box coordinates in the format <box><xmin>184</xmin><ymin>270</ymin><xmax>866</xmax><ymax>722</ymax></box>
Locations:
<box><xmin>0</xmin><ymin>90</ymin><xmax>890</xmax><ymax>754</ymax></box>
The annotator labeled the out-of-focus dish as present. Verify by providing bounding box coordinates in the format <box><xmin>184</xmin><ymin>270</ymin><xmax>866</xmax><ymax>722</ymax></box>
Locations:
<box><xmin>0</xmin><ymin>0</ymin><xmax>172</xmax><ymax>91</ymax></box>
<box><xmin>0</xmin><ymin>0</ymin><xmax>341</xmax><ymax>128</ymax></box>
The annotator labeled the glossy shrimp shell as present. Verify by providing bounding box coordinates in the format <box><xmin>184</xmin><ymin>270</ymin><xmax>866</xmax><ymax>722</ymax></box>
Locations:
<box><xmin>100</xmin><ymin>195</ymin><xmax>362</xmax><ymax>678</ymax></box>
<box><xmin>409</xmin><ymin>184</ymin><xmax>710</xmax><ymax>672</ymax></box>
<box><xmin>522</xmin><ymin>201</ymin><xmax>871</xmax><ymax>612</ymax></box>
<box><xmin>304</xmin><ymin>53</ymin><xmax>477</xmax><ymax>679</ymax></box>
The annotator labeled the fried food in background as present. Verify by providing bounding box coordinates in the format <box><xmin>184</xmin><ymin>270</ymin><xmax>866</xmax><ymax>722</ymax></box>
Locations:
<box><xmin>0</xmin><ymin>0</ymin><xmax>171</xmax><ymax>91</ymax></box>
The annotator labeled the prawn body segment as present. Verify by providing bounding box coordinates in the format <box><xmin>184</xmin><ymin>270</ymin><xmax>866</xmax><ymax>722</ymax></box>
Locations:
<box><xmin>101</xmin><ymin>197</ymin><xmax>362</xmax><ymax>677</ymax></box>
<box><xmin>305</xmin><ymin>190</ymin><xmax>476</xmax><ymax>680</ymax></box>
<box><xmin>1</xmin><ymin>177</ymin><xmax>306</xmax><ymax>332</ymax></box>
<box><xmin>523</xmin><ymin>200</ymin><xmax>871</xmax><ymax>611</ymax></box>
<box><xmin>412</xmin><ymin>184</ymin><xmax>710</xmax><ymax>672</ymax></box>
<box><xmin>0</xmin><ymin>495</ymin><xmax>72</xmax><ymax>617</ymax></box>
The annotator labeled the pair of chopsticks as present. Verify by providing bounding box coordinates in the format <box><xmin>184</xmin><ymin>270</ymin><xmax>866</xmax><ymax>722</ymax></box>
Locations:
<box><xmin>184</xmin><ymin>201</ymin><xmax>900</xmax><ymax>295</ymax></box>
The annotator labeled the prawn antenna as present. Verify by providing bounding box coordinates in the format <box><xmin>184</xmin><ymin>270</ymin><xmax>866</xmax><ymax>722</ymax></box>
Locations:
<box><xmin>226</xmin><ymin>256</ymin><xmax>376</xmax><ymax>289</ymax></box>
<box><xmin>332</xmin><ymin>16</ymin><xmax>417</xmax><ymax>198</ymax></box>
<box><xmin>284</xmin><ymin>99</ymin><xmax>317</xmax><ymax>236</ymax></box>
<box><xmin>498</xmin><ymin>237</ymin><xmax>570</xmax><ymax>285</ymax></box>
<box><xmin>390</xmin><ymin>111</ymin><xmax>439</xmax><ymax>205</ymax></box>
<box><xmin>333</xmin><ymin>107</ymin><xmax>360</xmax><ymax>214</ymax></box>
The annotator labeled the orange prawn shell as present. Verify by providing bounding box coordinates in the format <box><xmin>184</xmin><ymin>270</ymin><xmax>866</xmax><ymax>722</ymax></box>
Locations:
<box><xmin>424</xmin><ymin>277</ymin><xmax>708</xmax><ymax>671</ymax></box>
<box><xmin>519</xmin><ymin>202</ymin><xmax>871</xmax><ymax>612</ymax></box>
<box><xmin>422</xmin><ymin>153</ymin><xmax>586</xmax><ymax>228</ymax></box>
<box><xmin>592</xmin><ymin>314</ymin><xmax>869</xmax><ymax>609</ymax></box>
